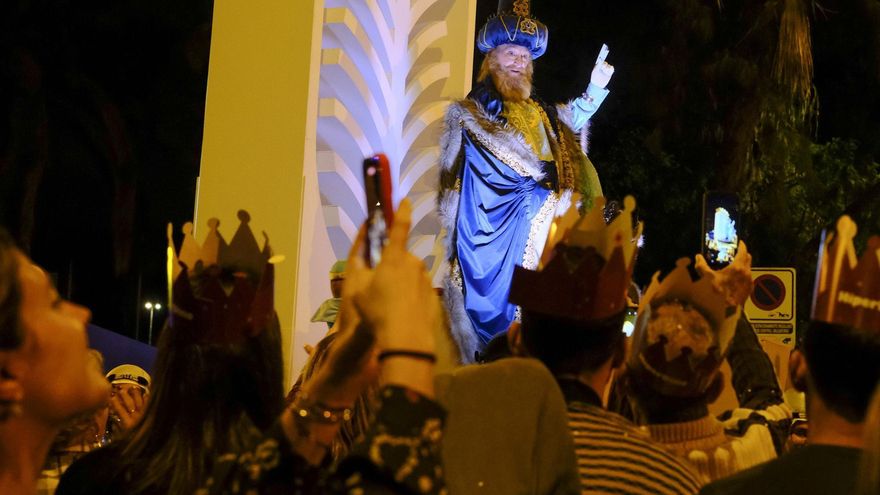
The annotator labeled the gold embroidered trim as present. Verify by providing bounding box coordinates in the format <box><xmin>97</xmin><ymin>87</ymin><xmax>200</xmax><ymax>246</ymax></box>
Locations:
<box><xmin>534</xmin><ymin>102</ymin><xmax>575</xmax><ymax>190</ymax></box>
<box><xmin>519</xmin><ymin>17</ymin><xmax>538</xmax><ymax>35</ymax></box>
<box><xmin>449</xmin><ymin>258</ymin><xmax>463</xmax><ymax>292</ymax></box>
<box><xmin>500</xmin><ymin>16</ymin><xmax>519</xmax><ymax>43</ymax></box>
<box><xmin>515</xmin><ymin>191</ymin><xmax>560</xmax><ymax>324</ymax></box>
<box><xmin>462</xmin><ymin>126</ymin><xmax>540</xmax><ymax>179</ymax></box>
<box><xmin>513</xmin><ymin>0</ymin><xmax>530</xmax><ymax>17</ymax></box>
<box><xmin>522</xmin><ymin>191</ymin><xmax>559</xmax><ymax>271</ymax></box>
<box><xmin>505</xmin><ymin>101</ymin><xmax>553</xmax><ymax>161</ymax></box>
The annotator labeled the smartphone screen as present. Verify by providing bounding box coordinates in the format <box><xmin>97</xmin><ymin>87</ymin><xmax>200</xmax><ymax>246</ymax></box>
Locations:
<box><xmin>621</xmin><ymin>307</ymin><xmax>638</xmax><ymax>336</ymax></box>
<box><xmin>702</xmin><ymin>192</ymin><xmax>740</xmax><ymax>269</ymax></box>
<box><xmin>363</xmin><ymin>154</ymin><xmax>393</xmax><ymax>267</ymax></box>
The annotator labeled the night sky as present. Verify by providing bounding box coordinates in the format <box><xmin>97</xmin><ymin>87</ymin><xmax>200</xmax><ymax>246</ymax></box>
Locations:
<box><xmin>2</xmin><ymin>0</ymin><xmax>878</xmax><ymax>340</ymax></box>
<box><xmin>1</xmin><ymin>0</ymin><xmax>212</xmax><ymax>339</ymax></box>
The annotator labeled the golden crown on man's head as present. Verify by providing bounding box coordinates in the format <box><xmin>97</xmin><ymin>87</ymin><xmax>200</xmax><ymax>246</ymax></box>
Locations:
<box><xmin>510</xmin><ymin>195</ymin><xmax>642</xmax><ymax>322</ymax></box>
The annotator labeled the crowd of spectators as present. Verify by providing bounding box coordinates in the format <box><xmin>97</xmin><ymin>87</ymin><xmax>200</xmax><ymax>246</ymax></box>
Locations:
<box><xmin>0</xmin><ymin>196</ymin><xmax>878</xmax><ymax>495</ymax></box>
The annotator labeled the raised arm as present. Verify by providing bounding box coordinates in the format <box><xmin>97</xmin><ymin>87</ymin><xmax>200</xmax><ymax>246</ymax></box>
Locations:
<box><xmin>568</xmin><ymin>48</ymin><xmax>615</xmax><ymax>131</ymax></box>
<box><xmin>201</xmin><ymin>200</ymin><xmax>446</xmax><ymax>494</ymax></box>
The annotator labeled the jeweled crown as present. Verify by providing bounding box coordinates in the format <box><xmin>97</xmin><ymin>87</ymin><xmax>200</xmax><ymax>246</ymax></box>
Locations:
<box><xmin>166</xmin><ymin>210</ymin><xmax>282</xmax><ymax>345</ymax></box>
<box><xmin>509</xmin><ymin>195</ymin><xmax>642</xmax><ymax>321</ymax></box>
<box><xmin>812</xmin><ymin>215</ymin><xmax>880</xmax><ymax>333</ymax></box>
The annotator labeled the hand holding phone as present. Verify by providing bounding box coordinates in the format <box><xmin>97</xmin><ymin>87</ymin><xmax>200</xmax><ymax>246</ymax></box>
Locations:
<box><xmin>363</xmin><ymin>154</ymin><xmax>394</xmax><ymax>267</ymax></box>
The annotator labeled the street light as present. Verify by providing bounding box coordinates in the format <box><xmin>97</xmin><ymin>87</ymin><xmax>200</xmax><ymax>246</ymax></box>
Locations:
<box><xmin>144</xmin><ymin>301</ymin><xmax>163</xmax><ymax>345</ymax></box>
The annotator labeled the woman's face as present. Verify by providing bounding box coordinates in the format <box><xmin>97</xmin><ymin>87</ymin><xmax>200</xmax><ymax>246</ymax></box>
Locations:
<box><xmin>11</xmin><ymin>252</ymin><xmax>109</xmax><ymax>424</ymax></box>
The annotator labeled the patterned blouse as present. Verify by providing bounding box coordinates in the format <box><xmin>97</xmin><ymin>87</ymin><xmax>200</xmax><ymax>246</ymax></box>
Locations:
<box><xmin>198</xmin><ymin>386</ymin><xmax>447</xmax><ymax>495</ymax></box>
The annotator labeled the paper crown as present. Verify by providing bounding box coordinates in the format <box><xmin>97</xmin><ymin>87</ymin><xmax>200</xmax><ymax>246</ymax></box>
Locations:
<box><xmin>627</xmin><ymin>249</ymin><xmax>748</xmax><ymax>398</ymax></box>
<box><xmin>811</xmin><ymin>215</ymin><xmax>880</xmax><ymax>333</ymax></box>
<box><xmin>166</xmin><ymin>210</ymin><xmax>283</xmax><ymax>345</ymax></box>
<box><xmin>509</xmin><ymin>196</ymin><xmax>642</xmax><ymax>321</ymax></box>
<box><xmin>477</xmin><ymin>0</ymin><xmax>549</xmax><ymax>59</ymax></box>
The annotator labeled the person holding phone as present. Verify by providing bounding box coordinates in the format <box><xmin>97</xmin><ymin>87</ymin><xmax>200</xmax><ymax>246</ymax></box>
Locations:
<box><xmin>105</xmin><ymin>364</ymin><xmax>150</xmax><ymax>436</ymax></box>
<box><xmin>438</xmin><ymin>0</ymin><xmax>615</xmax><ymax>362</ymax></box>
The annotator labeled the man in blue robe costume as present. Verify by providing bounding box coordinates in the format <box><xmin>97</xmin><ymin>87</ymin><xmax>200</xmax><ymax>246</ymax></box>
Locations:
<box><xmin>438</xmin><ymin>0</ymin><xmax>615</xmax><ymax>363</ymax></box>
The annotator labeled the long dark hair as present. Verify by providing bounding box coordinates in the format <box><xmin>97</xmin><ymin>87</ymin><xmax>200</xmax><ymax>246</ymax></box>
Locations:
<box><xmin>106</xmin><ymin>311</ymin><xmax>285</xmax><ymax>494</ymax></box>
<box><xmin>288</xmin><ymin>331</ymin><xmax>375</xmax><ymax>460</ymax></box>
<box><xmin>0</xmin><ymin>228</ymin><xmax>22</xmax><ymax>350</ymax></box>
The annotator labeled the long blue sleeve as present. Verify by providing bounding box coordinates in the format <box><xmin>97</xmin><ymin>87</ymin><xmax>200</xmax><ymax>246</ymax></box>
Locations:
<box><xmin>568</xmin><ymin>83</ymin><xmax>609</xmax><ymax>131</ymax></box>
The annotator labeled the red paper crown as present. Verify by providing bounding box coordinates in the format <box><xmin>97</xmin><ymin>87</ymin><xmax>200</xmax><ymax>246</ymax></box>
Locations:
<box><xmin>166</xmin><ymin>210</ymin><xmax>282</xmax><ymax>345</ymax></box>
<box><xmin>509</xmin><ymin>196</ymin><xmax>642</xmax><ymax>321</ymax></box>
<box><xmin>812</xmin><ymin>215</ymin><xmax>880</xmax><ymax>333</ymax></box>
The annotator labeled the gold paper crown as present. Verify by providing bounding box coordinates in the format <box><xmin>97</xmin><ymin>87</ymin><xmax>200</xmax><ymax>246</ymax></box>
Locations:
<box><xmin>509</xmin><ymin>195</ymin><xmax>642</xmax><ymax>321</ymax></box>
<box><xmin>812</xmin><ymin>215</ymin><xmax>880</xmax><ymax>333</ymax></box>
<box><xmin>166</xmin><ymin>210</ymin><xmax>284</xmax><ymax>345</ymax></box>
<box><xmin>628</xmin><ymin>249</ymin><xmax>747</xmax><ymax>397</ymax></box>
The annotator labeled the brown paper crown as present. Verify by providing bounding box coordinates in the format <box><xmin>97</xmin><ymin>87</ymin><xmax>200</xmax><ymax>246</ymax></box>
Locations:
<box><xmin>628</xmin><ymin>249</ymin><xmax>748</xmax><ymax>398</ymax></box>
<box><xmin>166</xmin><ymin>210</ymin><xmax>283</xmax><ymax>345</ymax></box>
<box><xmin>509</xmin><ymin>195</ymin><xmax>642</xmax><ymax>321</ymax></box>
<box><xmin>811</xmin><ymin>215</ymin><xmax>880</xmax><ymax>333</ymax></box>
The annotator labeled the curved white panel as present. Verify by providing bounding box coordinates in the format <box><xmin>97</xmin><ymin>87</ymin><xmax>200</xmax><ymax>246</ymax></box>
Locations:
<box><xmin>315</xmin><ymin>0</ymin><xmax>472</xmax><ymax>277</ymax></box>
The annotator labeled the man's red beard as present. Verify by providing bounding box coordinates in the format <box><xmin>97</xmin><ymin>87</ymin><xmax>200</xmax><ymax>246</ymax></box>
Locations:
<box><xmin>478</xmin><ymin>54</ymin><xmax>533</xmax><ymax>102</ymax></box>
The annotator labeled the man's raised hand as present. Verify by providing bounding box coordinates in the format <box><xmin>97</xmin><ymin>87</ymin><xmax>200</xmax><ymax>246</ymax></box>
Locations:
<box><xmin>590</xmin><ymin>44</ymin><xmax>615</xmax><ymax>89</ymax></box>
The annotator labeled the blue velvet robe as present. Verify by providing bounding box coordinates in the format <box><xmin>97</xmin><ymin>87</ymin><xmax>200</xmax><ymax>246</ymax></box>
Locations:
<box><xmin>457</xmin><ymin>132</ymin><xmax>551</xmax><ymax>344</ymax></box>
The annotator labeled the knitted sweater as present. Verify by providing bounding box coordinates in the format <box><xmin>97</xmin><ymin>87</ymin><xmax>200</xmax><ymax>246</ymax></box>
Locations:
<box><xmin>646</xmin><ymin>405</ymin><xmax>790</xmax><ymax>484</ymax></box>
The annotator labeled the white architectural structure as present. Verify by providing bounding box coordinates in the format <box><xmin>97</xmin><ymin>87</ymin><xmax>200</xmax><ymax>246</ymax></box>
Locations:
<box><xmin>317</xmin><ymin>0</ymin><xmax>475</xmax><ymax>280</ymax></box>
<box><xmin>197</xmin><ymin>0</ymin><xmax>476</xmax><ymax>379</ymax></box>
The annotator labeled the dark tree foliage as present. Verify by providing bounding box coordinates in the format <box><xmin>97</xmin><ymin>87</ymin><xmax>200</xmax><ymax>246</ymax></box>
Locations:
<box><xmin>0</xmin><ymin>0</ymin><xmax>213</xmax><ymax>335</ymax></box>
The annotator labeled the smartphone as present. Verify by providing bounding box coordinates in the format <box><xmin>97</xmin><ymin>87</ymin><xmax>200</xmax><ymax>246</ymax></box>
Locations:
<box><xmin>702</xmin><ymin>191</ymin><xmax>740</xmax><ymax>269</ymax></box>
<box><xmin>363</xmin><ymin>154</ymin><xmax>394</xmax><ymax>267</ymax></box>
<box><xmin>621</xmin><ymin>306</ymin><xmax>638</xmax><ymax>336</ymax></box>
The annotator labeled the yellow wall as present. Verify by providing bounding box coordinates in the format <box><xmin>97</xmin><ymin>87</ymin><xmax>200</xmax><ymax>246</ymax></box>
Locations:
<box><xmin>447</xmin><ymin>0</ymin><xmax>478</xmax><ymax>95</ymax></box>
<box><xmin>196</xmin><ymin>0</ymin><xmax>324</xmax><ymax>381</ymax></box>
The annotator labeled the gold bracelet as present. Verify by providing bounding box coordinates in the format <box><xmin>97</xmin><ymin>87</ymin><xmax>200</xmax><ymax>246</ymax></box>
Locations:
<box><xmin>291</xmin><ymin>393</ymin><xmax>353</xmax><ymax>424</ymax></box>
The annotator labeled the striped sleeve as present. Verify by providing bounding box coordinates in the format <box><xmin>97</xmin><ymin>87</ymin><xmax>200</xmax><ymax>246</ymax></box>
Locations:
<box><xmin>568</xmin><ymin>407</ymin><xmax>701</xmax><ymax>495</ymax></box>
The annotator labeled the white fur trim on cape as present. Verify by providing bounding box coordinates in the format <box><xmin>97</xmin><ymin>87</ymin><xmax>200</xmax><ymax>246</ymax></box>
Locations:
<box><xmin>558</xmin><ymin>101</ymin><xmax>591</xmax><ymax>154</ymax></box>
<box><xmin>441</xmin><ymin>99</ymin><xmax>545</xmax><ymax>180</ymax></box>
<box><xmin>442</xmin><ymin>272</ymin><xmax>481</xmax><ymax>364</ymax></box>
<box><xmin>437</xmin><ymin>189</ymin><xmax>460</xmax><ymax>257</ymax></box>
<box><xmin>555</xmin><ymin>189</ymin><xmax>573</xmax><ymax>217</ymax></box>
<box><xmin>556</xmin><ymin>102</ymin><xmax>577</xmax><ymax>131</ymax></box>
